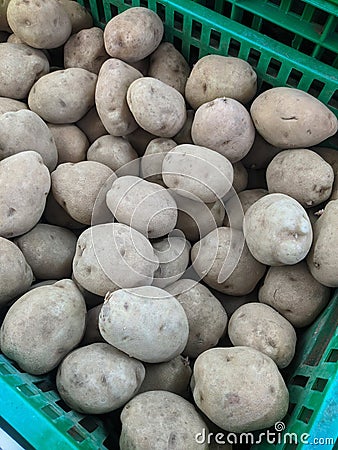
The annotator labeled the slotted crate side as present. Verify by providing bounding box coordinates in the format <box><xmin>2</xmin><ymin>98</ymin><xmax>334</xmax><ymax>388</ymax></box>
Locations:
<box><xmin>192</xmin><ymin>0</ymin><xmax>338</xmax><ymax>68</ymax></box>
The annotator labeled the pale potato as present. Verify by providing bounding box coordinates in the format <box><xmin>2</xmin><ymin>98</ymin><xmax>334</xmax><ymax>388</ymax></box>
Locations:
<box><xmin>224</xmin><ymin>188</ymin><xmax>268</xmax><ymax>229</ymax></box>
<box><xmin>174</xmin><ymin>109</ymin><xmax>194</xmax><ymax>144</ymax></box>
<box><xmin>76</xmin><ymin>106</ymin><xmax>107</xmax><ymax>144</ymax></box>
<box><xmin>314</xmin><ymin>147</ymin><xmax>338</xmax><ymax>201</ymax></box>
<box><xmin>141</xmin><ymin>138</ymin><xmax>177</xmax><ymax>185</ymax></box>
<box><xmin>0</xmin><ymin>98</ymin><xmax>27</xmax><ymax>115</ymax></box>
<box><xmin>44</xmin><ymin>192</ymin><xmax>85</xmax><ymax>229</ymax></box>
<box><xmin>232</xmin><ymin>162</ymin><xmax>248</xmax><ymax>193</ymax></box>
<box><xmin>48</xmin><ymin>123</ymin><xmax>89</xmax><ymax>163</ymax></box>
<box><xmin>57</xmin><ymin>0</ymin><xmax>93</xmax><ymax>33</ymax></box>
<box><xmin>7</xmin><ymin>34</ymin><xmax>23</xmax><ymax>43</ymax></box>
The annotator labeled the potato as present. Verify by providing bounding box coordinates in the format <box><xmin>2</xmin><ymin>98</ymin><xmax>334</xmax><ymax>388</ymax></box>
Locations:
<box><xmin>0</xmin><ymin>151</ymin><xmax>50</xmax><ymax>238</ymax></box>
<box><xmin>224</xmin><ymin>188</ymin><xmax>268</xmax><ymax>229</ymax></box>
<box><xmin>314</xmin><ymin>147</ymin><xmax>338</xmax><ymax>201</ymax></box>
<box><xmin>126</xmin><ymin>127</ymin><xmax>157</xmax><ymax>156</ymax></box>
<box><xmin>128</xmin><ymin>57</ymin><xmax>150</xmax><ymax>76</ymax></box>
<box><xmin>44</xmin><ymin>192</ymin><xmax>84</xmax><ymax>229</ymax></box>
<box><xmin>15</xmin><ymin>224</ymin><xmax>77</xmax><ymax>280</ymax></box>
<box><xmin>172</xmin><ymin>193</ymin><xmax>225</xmax><ymax>242</ymax></box>
<box><xmin>162</xmin><ymin>144</ymin><xmax>233</xmax><ymax>203</ymax></box>
<box><xmin>99</xmin><ymin>286</ymin><xmax>189</xmax><ymax>363</ymax></box>
<box><xmin>242</xmin><ymin>133</ymin><xmax>282</xmax><ymax>170</ymax></box>
<box><xmin>307</xmin><ymin>200</ymin><xmax>338</xmax><ymax>287</ymax></box>
<box><xmin>106</xmin><ymin>176</ymin><xmax>177</xmax><ymax>238</ymax></box>
<box><xmin>57</xmin><ymin>0</ymin><xmax>93</xmax><ymax>33</ymax></box>
<box><xmin>148</xmin><ymin>42</ymin><xmax>190</xmax><ymax>95</ymax></box>
<box><xmin>0</xmin><ymin>238</ymin><xmax>33</xmax><ymax>307</ymax></box>
<box><xmin>64</xmin><ymin>27</ymin><xmax>108</xmax><ymax>74</ymax></box>
<box><xmin>73</xmin><ymin>224</ymin><xmax>158</xmax><ymax>296</ymax></box>
<box><xmin>191</xmin><ymin>97</ymin><xmax>255</xmax><ymax>163</ymax></box>
<box><xmin>185</xmin><ymin>55</ymin><xmax>257</xmax><ymax>109</ymax></box>
<box><xmin>138</xmin><ymin>355</ymin><xmax>192</xmax><ymax>397</ymax></box>
<box><xmin>0</xmin><ymin>110</ymin><xmax>58</xmax><ymax>171</ymax></box>
<box><xmin>259</xmin><ymin>262</ymin><xmax>331</xmax><ymax>327</ymax></box>
<box><xmin>104</xmin><ymin>7</ymin><xmax>163</xmax><ymax>62</ymax></box>
<box><xmin>192</xmin><ymin>227</ymin><xmax>266</xmax><ymax>295</ymax></box>
<box><xmin>95</xmin><ymin>58</ymin><xmax>142</xmax><ymax>136</ymax></box>
<box><xmin>48</xmin><ymin>124</ymin><xmax>89</xmax><ymax>163</ymax></box>
<box><xmin>76</xmin><ymin>106</ymin><xmax>107</xmax><ymax>144</ymax></box>
<box><xmin>72</xmin><ymin>275</ymin><xmax>103</xmax><ymax>309</ymax></box>
<box><xmin>0</xmin><ymin>43</ymin><xmax>49</xmax><ymax>99</ymax></box>
<box><xmin>120</xmin><ymin>391</ymin><xmax>209</xmax><ymax>450</ymax></box>
<box><xmin>81</xmin><ymin>305</ymin><xmax>104</xmax><ymax>345</ymax></box>
<box><xmin>7</xmin><ymin>34</ymin><xmax>23</xmax><ymax>43</ymax></box>
<box><xmin>87</xmin><ymin>135</ymin><xmax>139</xmax><ymax>176</ymax></box>
<box><xmin>28</xmin><ymin>68</ymin><xmax>97</xmax><ymax>124</ymax></box>
<box><xmin>250</xmin><ymin>87</ymin><xmax>338</xmax><ymax>148</ymax></box>
<box><xmin>211</xmin><ymin>289</ymin><xmax>257</xmax><ymax>318</ymax></box>
<box><xmin>141</xmin><ymin>138</ymin><xmax>177</xmax><ymax>185</ymax></box>
<box><xmin>267</xmin><ymin>149</ymin><xmax>334</xmax><ymax>208</ymax></box>
<box><xmin>52</xmin><ymin>161</ymin><xmax>115</xmax><ymax>225</ymax></box>
<box><xmin>232</xmin><ymin>162</ymin><xmax>248</xmax><ymax>193</ymax></box>
<box><xmin>7</xmin><ymin>0</ymin><xmax>72</xmax><ymax>49</ymax></box>
<box><xmin>166</xmin><ymin>279</ymin><xmax>228</xmax><ymax>358</ymax></box>
<box><xmin>0</xmin><ymin>98</ymin><xmax>27</xmax><ymax>115</ymax></box>
<box><xmin>0</xmin><ymin>0</ymin><xmax>10</xmax><ymax>32</ymax></box>
<box><xmin>192</xmin><ymin>347</ymin><xmax>289</xmax><ymax>432</ymax></box>
<box><xmin>229</xmin><ymin>303</ymin><xmax>296</xmax><ymax>368</ymax></box>
<box><xmin>56</xmin><ymin>343</ymin><xmax>145</xmax><ymax>414</ymax></box>
<box><xmin>0</xmin><ymin>279</ymin><xmax>86</xmax><ymax>374</ymax></box>
<box><xmin>243</xmin><ymin>193</ymin><xmax>313</xmax><ymax>265</ymax></box>
<box><xmin>174</xmin><ymin>109</ymin><xmax>194</xmax><ymax>144</ymax></box>
<box><xmin>127</xmin><ymin>77</ymin><xmax>186</xmax><ymax>138</ymax></box>
<box><xmin>152</xmin><ymin>236</ymin><xmax>190</xmax><ymax>288</ymax></box>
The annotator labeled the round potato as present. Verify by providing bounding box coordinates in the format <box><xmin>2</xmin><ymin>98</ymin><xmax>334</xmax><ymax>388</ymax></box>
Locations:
<box><xmin>15</xmin><ymin>224</ymin><xmax>77</xmax><ymax>280</ymax></box>
<box><xmin>224</xmin><ymin>188</ymin><xmax>268</xmax><ymax>229</ymax></box>
<box><xmin>29</xmin><ymin>68</ymin><xmax>97</xmax><ymax>124</ymax></box>
<box><xmin>174</xmin><ymin>109</ymin><xmax>194</xmax><ymax>144</ymax></box>
<box><xmin>162</xmin><ymin>144</ymin><xmax>233</xmax><ymax>203</ymax></box>
<box><xmin>148</xmin><ymin>42</ymin><xmax>190</xmax><ymax>94</ymax></box>
<box><xmin>44</xmin><ymin>192</ymin><xmax>84</xmax><ymax>230</ymax></box>
<box><xmin>192</xmin><ymin>227</ymin><xmax>266</xmax><ymax>295</ymax></box>
<box><xmin>73</xmin><ymin>224</ymin><xmax>158</xmax><ymax>296</ymax></box>
<box><xmin>267</xmin><ymin>149</ymin><xmax>334</xmax><ymax>207</ymax></box>
<box><xmin>127</xmin><ymin>77</ymin><xmax>186</xmax><ymax>138</ymax></box>
<box><xmin>259</xmin><ymin>262</ymin><xmax>331</xmax><ymax>327</ymax></box>
<box><xmin>0</xmin><ymin>43</ymin><xmax>49</xmax><ymax>100</ymax></box>
<box><xmin>314</xmin><ymin>147</ymin><xmax>338</xmax><ymax>201</ymax></box>
<box><xmin>185</xmin><ymin>55</ymin><xmax>257</xmax><ymax>109</ymax></box>
<box><xmin>104</xmin><ymin>7</ymin><xmax>163</xmax><ymax>62</ymax></box>
<box><xmin>0</xmin><ymin>98</ymin><xmax>27</xmax><ymax>115</ymax></box>
<box><xmin>57</xmin><ymin>343</ymin><xmax>145</xmax><ymax>414</ymax></box>
<box><xmin>0</xmin><ymin>238</ymin><xmax>33</xmax><ymax>307</ymax></box>
<box><xmin>99</xmin><ymin>286</ymin><xmax>189</xmax><ymax>363</ymax></box>
<box><xmin>243</xmin><ymin>193</ymin><xmax>313</xmax><ymax>265</ymax></box>
<box><xmin>120</xmin><ymin>391</ymin><xmax>209</xmax><ymax>450</ymax></box>
<box><xmin>106</xmin><ymin>176</ymin><xmax>177</xmax><ymax>238</ymax></box>
<box><xmin>48</xmin><ymin>123</ymin><xmax>89</xmax><ymax>164</ymax></box>
<box><xmin>81</xmin><ymin>305</ymin><xmax>104</xmax><ymax>345</ymax></box>
<box><xmin>307</xmin><ymin>200</ymin><xmax>338</xmax><ymax>287</ymax></box>
<box><xmin>87</xmin><ymin>135</ymin><xmax>139</xmax><ymax>176</ymax></box>
<box><xmin>228</xmin><ymin>303</ymin><xmax>297</xmax><ymax>368</ymax></box>
<box><xmin>191</xmin><ymin>97</ymin><xmax>255</xmax><ymax>163</ymax></box>
<box><xmin>0</xmin><ymin>279</ymin><xmax>86</xmax><ymax>374</ymax></box>
<box><xmin>141</xmin><ymin>138</ymin><xmax>177</xmax><ymax>185</ymax></box>
<box><xmin>0</xmin><ymin>151</ymin><xmax>50</xmax><ymax>238</ymax></box>
<box><xmin>242</xmin><ymin>134</ymin><xmax>282</xmax><ymax>170</ymax></box>
<box><xmin>250</xmin><ymin>87</ymin><xmax>338</xmax><ymax>148</ymax></box>
<box><xmin>166</xmin><ymin>279</ymin><xmax>228</xmax><ymax>358</ymax></box>
<box><xmin>6</xmin><ymin>34</ymin><xmax>23</xmax><ymax>43</ymax></box>
<box><xmin>192</xmin><ymin>347</ymin><xmax>289</xmax><ymax>432</ymax></box>
<box><xmin>57</xmin><ymin>0</ymin><xmax>93</xmax><ymax>33</ymax></box>
<box><xmin>76</xmin><ymin>106</ymin><xmax>107</xmax><ymax>144</ymax></box>
<box><xmin>232</xmin><ymin>162</ymin><xmax>248</xmax><ymax>193</ymax></box>
<box><xmin>7</xmin><ymin>0</ymin><xmax>72</xmax><ymax>49</ymax></box>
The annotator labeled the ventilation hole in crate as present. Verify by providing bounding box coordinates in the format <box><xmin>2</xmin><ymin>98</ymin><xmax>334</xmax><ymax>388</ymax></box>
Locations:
<box><xmin>67</xmin><ymin>426</ymin><xmax>85</xmax><ymax>443</ymax></box>
<box><xmin>260</xmin><ymin>20</ymin><xmax>295</xmax><ymax>46</ymax></box>
<box><xmin>221</xmin><ymin>1</ymin><xmax>233</xmax><ymax>17</ymax></box>
<box><xmin>173</xmin><ymin>36</ymin><xmax>182</xmax><ymax>54</ymax></box>
<box><xmin>266</xmin><ymin>58</ymin><xmax>282</xmax><ymax>78</ymax></box>
<box><xmin>192</xmin><ymin>20</ymin><xmax>202</xmax><ymax>40</ymax></box>
<box><xmin>110</xmin><ymin>4</ymin><xmax>118</xmax><ymax>17</ymax></box>
<box><xmin>34</xmin><ymin>379</ymin><xmax>55</xmax><ymax>392</ymax></box>
<box><xmin>156</xmin><ymin>2</ymin><xmax>165</xmax><ymax>22</ymax></box>
<box><xmin>95</xmin><ymin>0</ymin><xmax>105</xmax><ymax>23</ymax></box>
<box><xmin>209</xmin><ymin>29</ymin><xmax>221</xmax><ymax>49</ymax></box>
<box><xmin>56</xmin><ymin>399</ymin><xmax>72</xmax><ymax>412</ymax></box>
<box><xmin>79</xmin><ymin>416</ymin><xmax>99</xmax><ymax>433</ymax></box>
<box><xmin>248</xmin><ymin>48</ymin><xmax>261</xmax><ymax>67</ymax></box>
<box><xmin>0</xmin><ymin>364</ymin><xmax>12</xmax><ymax>375</ymax></box>
<box><xmin>228</xmin><ymin>38</ymin><xmax>241</xmax><ymax>57</ymax></box>
<box><xmin>298</xmin><ymin>406</ymin><xmax>314</xmax><ymax>424</ymax></box>
<box><xmin>174</xmin><ymin>11</ymin><xmax>183</xmax><ymax>31</ymax></box>
<box><xmin>286</xmin><ymin>68</ymin><xmax>303</xmax><ymax>87</ymax></box>
<box><xmin>320</xmin><ymin>49</ymin><xmax>338</xmax><ymax>67</ymax></box>
<box><xmin>289</xmin><ymin>0</ymin><xmax>306</xmax><ymax>16</ymax></box>
<box><xmin>242</xmin><ymin>11</ymin><xmax>255</xmax><ymax>30</ymax></box>
<box><xmin>288</xmin><ymin>402</ymin><xmax>296</xmax><ymax>415</ymax></box>
<box><xmin>260</xmin><ymin>81</ymin><xmax>274</xmax><ymax>92</ymax></box>
<box><xmin>123</xmin><ymin>0</ymin><xmax>132</xmax><ymax>5</ymax></box>
<box><xmin>189</xmin><ymin>45</ymin><xmax>200</xmax><ymax>66</ymax></box>
<box><xmin>308</xmin><ymin>79</ymin><xmax>325</xmax><ymax>98</ymax></box>
<box><xmin>298</xmin><ymin>38</ymin><xmax>316</xmax><ymax>56</ymax></box>
<box><xmin>140</xmin><ymin>0</ymin><xmax>148</xmax><ymax>7</ymax></box>
<box><xmin>328</xmin><ymin>91</ymin><xmax>338</xmax><ymax>109</ymax></box>
<box><xmin>312</xmin><ymin>9</ymin><xmax>329</xmax><ymax>26</ymax></box>
<box><xmin>267</xmin><ymin>0</ymin><xmax>281</xmax><ymax>6</ymax></box>
<box><xmin>290</xmin><ymin>375</ymin><xmax>309</xmax><ymax>387</ymax></box>
<box><xmin>41</xmin><ymin>405</ymin><xmax>60</xmax><ymax>420</ymax></box>
<box><xmin>312</xmin><ymin>377</ymin><xmax>328</xmax><ymax>392</ymax></box>
<box><xmin>83</xmin><ymin>0</ymin><xmax>90</xmax><ymax>10</ymax></box>
<box><xmin>17</xmin><ymin>384</ymin><xmax>37</xmax><ymax>397</ymax></box>
<box><xmin>326</xmin><ymin>348</ymin><xmax>338</xmax><ymax>363</ymax></box>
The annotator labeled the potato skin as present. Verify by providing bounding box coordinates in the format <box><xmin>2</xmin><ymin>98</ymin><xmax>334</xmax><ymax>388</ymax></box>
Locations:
<box><xmin>314</xmin><ymin>147</ymin><xmax>338</xmax><ymax>201</ymax></box>
<box><xmin>48</xmin><ymin>124</ymin><xmax>89</xmax><ymax>163</ymax></box>
<box><xmin>28</xmin><ymin>68</ymin><xmax>97</xmax><ymax>124</ymax></box>
<box><xmin>81</xmin><ymin>305</ymin><xmax>105</xmax><ymax>345</ymax></box>
<box><xmin>259</xmin><ymin>262</ymin><xmax>331</xmax><ymax>327</ymax></box>
<box><xmin>224</xmin><ymin>188</ymin><xmax>268</xmax><ymax>229</ymax></box>
<box><xmin>307</xmin><ymin>200</ymin><xmax>338</xmax><ymax>287</ymax></box>
<box><xmin>0</xmin><ymin>238</ymin><xmax>33</xmax><ymax>307</ymax></box>
<box><xmin>243</xmin><ymin>193</ymin><xmax>313</xmax><ymax>266</ymax></box>
<box><xmin>127</xmin><ymin>77</ymin><xmax>187</xmax><ymax>138</ymax></box>
<box><xmin>192</xmin><ymin>347</ymin><xmax>289</xmax><ymax>432</ymax></box>
<box><xmin>0</xmin><ymin>43</ymin><xmax>49</xmax><ymax>100</ymax></box>
<box><xmin>250</xmin><ymin>87</ymin><xmax>338</xmax><ymax>148</ymax></box>
<box><xmin>242</xmin><ymin>134</ymin><xmax>282</xmax><ymax>170</ymax></box>
<box><xmin>104</xmin><ymin>7</ymin><xmax>163</xmax><ymax>62</ymax></box>
<box><xmin>141</xmin><ymin>138</ymin><xmax>177</xmax><ymax>186</ymax></box>
<box><xmin>44</xmin><ymin>192</ymin><xmax>85</xmax><ymax>230</ymax></box>
<box><xmin>0</xmin><ymin>98</ymin><xmax>27</xmax><ymax>115</ymax></box>
<box><xmin>0</xmin><ymin>279</ymin><xmax>86</xmax><ymax>375</ymax></box>
<box><xmin>57</xmin><ymin>0</ymin><xmax>93</xmax><ymax>34</ymax></box>
<box><xmin>76</xmin><ymin>106</ymin><xmax>107</xmax><ymax>144</ymax></box>
<box><xmin>7</xmin><ymin>0</ymin><xmax>72</xmax><ymax>49</ymax></box>
<box><xmin>56</xmin><ymin>343</ymin><xmax>145</xmax><ymax>414</ymax></box>
<box><xmin>120</xmin><ymin>391</ymin><xmax>209</xmax><ymax>450</ymax></box>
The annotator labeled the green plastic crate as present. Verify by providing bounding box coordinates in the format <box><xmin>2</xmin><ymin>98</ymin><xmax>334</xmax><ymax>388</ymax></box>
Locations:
<box><xmin>0</xmin><ymin>0</ymin><xmax>337</xmax><ymax>448</ymax></box>
<box><xmin>193</xmin><ymin>0</ymin><xmax>338</xmax><ymax>69</ymax></box>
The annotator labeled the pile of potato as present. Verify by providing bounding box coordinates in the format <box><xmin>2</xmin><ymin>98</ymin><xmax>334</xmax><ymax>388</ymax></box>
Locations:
<box><xmin>0</xmin><ymin>1</ymin><xmax>337</xmax><ymax>448</ymax></box>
